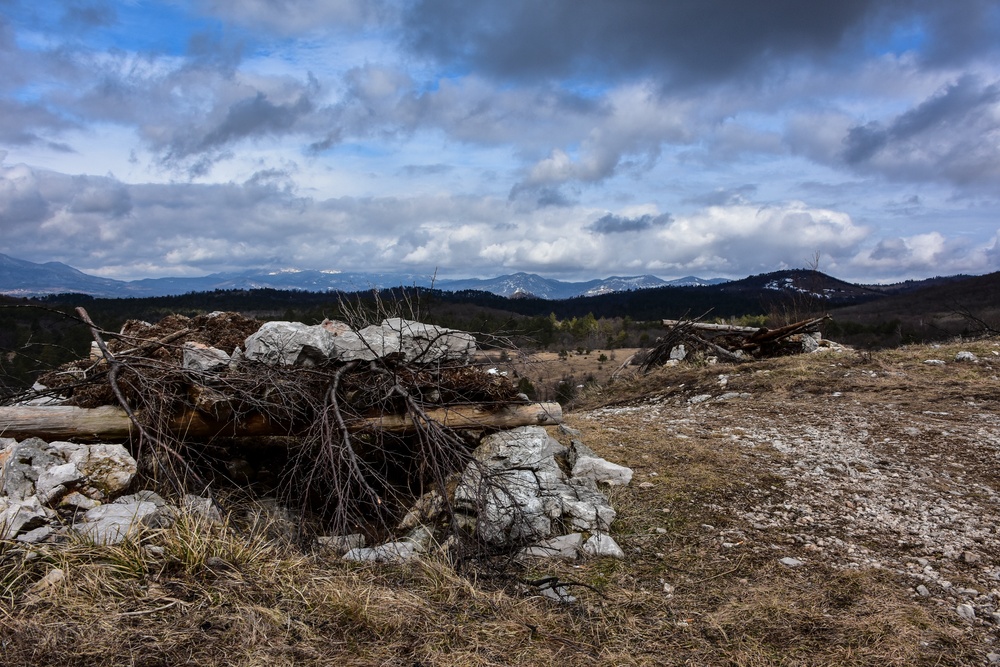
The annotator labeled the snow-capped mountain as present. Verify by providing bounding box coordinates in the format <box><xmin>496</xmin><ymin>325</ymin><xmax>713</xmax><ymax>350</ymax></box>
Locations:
<box><xmin>0</xmin><ymin>253</ymin><xmax>725</xmax><ymax>300</ymax></box>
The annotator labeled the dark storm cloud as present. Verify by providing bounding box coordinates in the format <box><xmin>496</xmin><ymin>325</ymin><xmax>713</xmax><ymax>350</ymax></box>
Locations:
<box><xmin>67</xmin><ymin>177</ymin><xmax>132</xmax><ymax>217</ymax></box>
<box><xmin>841</xmin><ymin>75</ymin><xmax>1000</xmax><ymax>186</ymax></box>
<box><xmin>0</xmin><ymin>100</ymin><xmax>77</xmax><ymax>146</ymax></box>
<box><xmin>917</xmin><ymin>0</ymin><xmax>1000</xmax><ymax>67</ymax></box>
<box><xmin>587</xmin><ymin>212</ymin><xmax>671</xmax><ymax>234</ymax></box>
<box><xmin>196</xmin><ymin>92</ymin><xmax>314</xmax><ymax>150</ymax></box>
<box><xmin>403</xmin><ymin>0</ymin><xmax>874</xmax><ymax>85</ymax></box>
<box><xmin>844</xmin><ymin>76</ymin><xmax>1000</xmax><ymax>164</ymax></box>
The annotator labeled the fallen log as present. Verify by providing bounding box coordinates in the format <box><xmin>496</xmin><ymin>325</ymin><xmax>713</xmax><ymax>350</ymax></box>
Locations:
<box><xmin>0</xmin><ymin>402</ymin><xmax>563</xmax><ymax>442</ymax></box>
<box><xmin>661</xmin><ymin>320</ymin><xmax>762</xmax><ymax>334</ymax></box>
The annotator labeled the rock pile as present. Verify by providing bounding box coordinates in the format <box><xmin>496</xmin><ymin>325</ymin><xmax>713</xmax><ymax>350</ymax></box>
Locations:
<box><xmin>3</xmin><ymin>313</ymin><xmax>633</xmax><ymax>565</ymax></box>
<box><xmin>0</xmin><ymin>436</ymin><xmax>209</xmax><ymax>544</ymax></box>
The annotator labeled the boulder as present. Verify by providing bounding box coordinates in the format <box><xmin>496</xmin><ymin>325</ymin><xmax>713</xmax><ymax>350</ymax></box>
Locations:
<box><xmin>332</xmin><ymin>318</ymin><xmax>477</xmax><ymax>363</ymax></box>
<box><xmin>74</xmin><ymin>499</ymin><xmax>170</xmax><ymax>545</ymax></box>
<box><xmin>182</xmin><ymin>342</ymin><xmax>231</xmax><ymax>372</ymax></box>
<box><xmin>243</xmin><ymin>321</ymin><xmax>336</xmax><ymax>366</ymax></box>
<box><xmin>0</xmin><ymin>438</ymin><xmax>62</xmax><ymax>501</ymax></box>
<box><xmin>49</xmin><ymin>442</ymin><xmax>137</xmax><ymax>501</ymax></box>
<box><xmin>1</xmin><ymin>439</ymin><xmax>136</xmax><ymax>506</ymax></box>
<box><xmin>583</xmin><ymin>534</ymin><xmax>625</xmax><ymax>559</ymax></box>
<box><xmin>244</xmin><ymin>318</ymin><xmax>477</xmax><ymax>365</ymax></box>
<box><xmin>520</xmin><ymin>533</ymin><xmax>583</xmax><ymax>559</ymax></box>
<box><xmin>570</xmin><ymin>442</ymin><xmax>633</xmax><ymax>487</ymax></box>
<box><xmin>455</xmin><ymin>426</ymin><xmax>618</xmax><ymax>544</ymax></box>
<box><xmin>0</xmin><ymin>496</ymin><xmax>49</xmax><ymax>540</ymax></box>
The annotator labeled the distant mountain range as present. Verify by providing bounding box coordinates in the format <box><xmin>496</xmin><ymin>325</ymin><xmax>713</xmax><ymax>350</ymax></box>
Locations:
<box><xmin>0</xmin><ymin>253</ymin><xmax>978</xmax><ymax>305</ymax></box>
<box><xmin>0</xmin><ymin>253</ymin><xmax>727</xmax><ymax>300</ymax></box>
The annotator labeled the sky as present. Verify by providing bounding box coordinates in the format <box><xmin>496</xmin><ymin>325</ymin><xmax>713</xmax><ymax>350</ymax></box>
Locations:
<box><xmin>1</xmin><ymin>1</ymin><xmax>999</xmax><ymax>284</ymax></box>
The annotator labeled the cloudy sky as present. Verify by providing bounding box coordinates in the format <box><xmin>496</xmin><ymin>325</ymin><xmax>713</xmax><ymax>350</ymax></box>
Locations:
<box><xmin>1</xmin><ymin>0</ymin><xmax>999</xmax><ymax>283</ymax></box>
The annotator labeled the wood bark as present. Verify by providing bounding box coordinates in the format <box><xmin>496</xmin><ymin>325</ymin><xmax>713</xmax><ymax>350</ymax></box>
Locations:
<box><xmin>0</xmin><ymin>402</ymin><xmax>563</xmax><ymax>442</ymax></box>
<box><xmin>661</xmin><ymin>319</ymin><xmax>762</xmax><ymax>334</ymax></box>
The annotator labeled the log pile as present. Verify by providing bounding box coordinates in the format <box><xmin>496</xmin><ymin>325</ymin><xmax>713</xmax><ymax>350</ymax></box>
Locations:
<box><xmin>1</xmin><ymin>309</ymin><xmax>562</xmax><ymax>539</ymax></box>
<box><xmin>637</xmin><ymin>315</ymin><xmax>833</xmax><ymax>372</ymax></box>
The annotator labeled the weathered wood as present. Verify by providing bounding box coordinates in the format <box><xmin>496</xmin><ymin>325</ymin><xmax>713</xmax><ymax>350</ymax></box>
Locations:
<box><xmin>662</xmin><ymin>319</ymin><xmax>762</xmax><ymax>334</ymax></box>
<box><xmin>0</xmin><ymin>402</ymin><xmax>563</xmax><ymax>442</ymax></box>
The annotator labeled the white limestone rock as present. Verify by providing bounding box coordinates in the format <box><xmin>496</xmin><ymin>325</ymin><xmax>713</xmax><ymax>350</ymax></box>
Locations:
<box><xmin>520</xmin><ymin>533</ymin><xmax>584</xmax><ymax>559</ymax></box>
<box><xmin>570</xmin><ymin>441</ymin><xmax>633</xmax><ymax>487</ymax></box>
<box><xmin>342</xmin><ymin>541</ymin><xmax>419</xmax><ymax>563</ymax></box>
<box><xmin>74</xmin><ymin>500</ymin><xmax>166</xmax><ymax>545</ymax></box>
<box><xmin>182</xmin><ymin>342</ymin><xmax>231</xmax><ymax>372</ymax></box>
<box><xmin>0</xmin><ymin>496</ymin><xmax>49</xmax><ymax>540</ymax></box>
<box><xmin>243</xmin><ymin>321</ymin><xmax>337</xmax><ymax>366</ymax></box>
<box><xmin>583</xmin><ymin>534</ymin><xmax>625</xmax><ymax>559</ymax></box>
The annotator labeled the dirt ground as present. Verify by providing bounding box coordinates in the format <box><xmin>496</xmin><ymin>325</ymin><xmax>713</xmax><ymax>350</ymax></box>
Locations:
<box><xmin>3</xmin><ymin>339</ymin><xmax>1000</xmax><ymax>665</ymax></box>
<box><xmin>560</xmin><ymin>338</ymin><xmax>1000</xmax><ymax>665</ymax></box>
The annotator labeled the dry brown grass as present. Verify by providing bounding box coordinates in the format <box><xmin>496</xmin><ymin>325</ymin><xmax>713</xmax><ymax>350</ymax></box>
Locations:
<box><xmin>3</xmin><ymin>339</ymin><xmax>998</xmax><ymax>665</ymax></box>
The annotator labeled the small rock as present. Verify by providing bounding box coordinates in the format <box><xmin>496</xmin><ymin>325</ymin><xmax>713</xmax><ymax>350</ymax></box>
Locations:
<box><xmin>182</xmin><ymin>342</ymin><xmax>231</xmax><ymax>372</ymax></box>
<box><xmin>954</xmin><ymin>351</ymin><xmax>978</xmax><ymax>363</ymax></box>
<box><xmin>75</xmin><ymin>501</ymin><xmax>165</xmax><ymax>545</ymax></box>
<box><xmin>558</xmin><ymin>424</ymin><xmax>582</xmax><ymax>437</ymax></box>
<box><xmin>342</xmin><ymin>541</ymin><xmax>418</xmax><ymax>563</ymax></box>
<box><xmin>956</xmin><ymin>603</ymin><xmax>977</xmax><ymax>622</ymax></box>
<box><xmin>923</xmin><ymin>359</ymin><xmax>946</xmax><ymax>366</ymax></box>
<box><xmin>28</xmin><ymin>568</ymin><xmax>65</xmax><ymax>596</ymax></box>
<box><xmin>961</xmin><ymin>551</ymin><xmax>982</xmax><ymax>565</ymax></box>
<box><xmin>916</xmin><ymin>584</ymin><xmax>931</xmax><ymax>597</ymax></box>
<box><xmin>539</xmin><ymin>584</ymin><xmax>577</xmax><ymax>604</ymax></box>
<box><xmin>688</xmin><ymin>394</ymin><xmax>712</xmax><ymax>405</ymax></box>
<box><xmin>16</xmin><ymin>525</ymin><xmax>54</xmax><ymax>543</ymax></box>
<box><xmin>779</xmin><ymin>557</ymin><xmax>805</xmax><ymax>568</ymax></box>
<box><xmin>318</xmin><ymin>533</ymin><xmax>366</xmax><ymax>554</ymax></box>
<box><xmin>987</xmin><ymin>652</ymin><xmax>1000</xmax><ymax>664</ymax></box>
<box><xmin>582</xmin><ymin>534</ymin><xmax>625</xmax><ymax>559</ymax></box>
<box><xmin>521</xmin><ymin>533</ymin><xmax>584</xmax><ymax>559</ymax></box>
<box><xmin>182</xmin><ymin>495</ymin><xmax>223</xmax><ymax>523</ymax></box>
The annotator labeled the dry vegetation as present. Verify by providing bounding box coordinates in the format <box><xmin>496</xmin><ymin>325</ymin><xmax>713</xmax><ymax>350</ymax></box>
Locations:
<box><xmin>4</xmin><ymin>339</ymin><xmax>1000</xmax><ymax>665</ymax></box>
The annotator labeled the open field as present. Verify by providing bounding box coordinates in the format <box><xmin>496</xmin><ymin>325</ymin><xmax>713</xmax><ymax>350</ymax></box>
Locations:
<box><xmin>3</xmin><ymin>339</ymin><xmax>1000</xmax><ymax>665</ymax></box>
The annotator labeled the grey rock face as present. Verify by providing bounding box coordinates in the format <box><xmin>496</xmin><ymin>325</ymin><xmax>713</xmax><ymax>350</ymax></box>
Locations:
<box><xmin>520</xmin><ymin>533</ymin><xmax>583</xmax><ymax>559</ymax></box>
<box><xmin>570</xmin><ymin>441</ymin><xmax>633</xmax><ymax>487</ymax></box>
<box><xmin>243</xmin><ymin>321</ymin><xmax>337</xmax><ymax>366</ymax></box>
<box><xmin>182</xmin><ymin>342</ymin><xmax>231</xmax><ymax>372</ymax></box>
<box><xmin>342</xmin><ymin>541</ymin><xmax>418</xmax><ymax>563</ymax></box>
<box><xmin>243</xmin><ymin>318</ymin><xmax>478</xmax><ymax>366</ymax></box>
<box><xmin>0</xmin><ymin>439</ymin><xmax>136</xmax><ymax>507</ymax></box>
<box><xmin>74</xmin><ymin>500</ymin><xmax>168</xmax><ymax>545</ymax></box>
<box><xmin>456</xmin><ymin>426</ymin><xmax>618</xmax><ymax>544</ymax></box>
<box><xmin>0</xmin><ymin>496</ymin><xmax>49</xmax><ymax>540</ymax></box>
<box><xmin>583</xmin><ymin>533</ymin><xmax>626</xmax><ymax>559</ymax></box>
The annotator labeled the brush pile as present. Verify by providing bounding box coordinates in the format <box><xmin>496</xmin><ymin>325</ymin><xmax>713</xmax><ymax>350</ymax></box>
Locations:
<box><xmin>2</xmin><ymin>310</ymin><xmax>629</xmax><ymax>565</ymax></box>
<box><xmin>636</xmin><ymin>315</ymin><xmax>838</xmax><ymax>372</ymax></box>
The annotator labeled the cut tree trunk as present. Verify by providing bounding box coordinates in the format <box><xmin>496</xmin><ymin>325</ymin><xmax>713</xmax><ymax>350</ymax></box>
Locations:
<box><xmin>0</xmin><ymin>402</ymin><xmax>563</xmax><ymax>442</ymax></box>
<box><xmin>661</xmin><ymin>320</ymin><xmax>762</xmax><ymax>334</ymax></box>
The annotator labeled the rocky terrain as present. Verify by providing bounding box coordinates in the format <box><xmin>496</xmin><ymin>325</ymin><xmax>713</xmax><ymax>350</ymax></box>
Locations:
<box><xmin>569</xmin><ymin>339</ymin><xmax>1000</xmax><ymax>664</ymax></box>
<box><xmin>3</xmin><ymin>334</ymin><xmax>1000</xmax><ymax>666</ymax></box>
